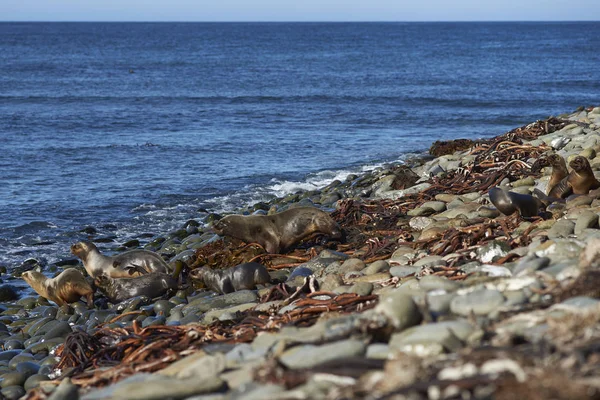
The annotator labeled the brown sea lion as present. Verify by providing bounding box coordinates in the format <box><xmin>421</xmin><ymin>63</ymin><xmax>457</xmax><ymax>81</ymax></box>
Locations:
<box><xmin>94</xmin><ymin>272</ymin><xmax>177</xmax><ymax>303</ymax></box>
<box><xmin>488</xmin><ymin>187</ymin><xmax>543</xmax><ymax>217</ymax></box>
<box><xmin>549</xmin><ymin>156</ymin><xmax>600</xmax><ymax>198</ymax></box>
<box><xmin>190</xmin><ymin>262</ymin><xmax>271</xmax><ymax>294</ymax></box>
<box><xmin>212</xmin><ymin>207</ymin><xmax>342</xmax><ymax>254</ymax></box>
<box><xmin>546</xmin><ymin>154</ymin><xmax>569</xmax><ymax>197</ymax></box>
<box><xmin>70</xmin><ymin>241</ymin><xmax>169</xmax><ymax>278</ymax></box>
<box><xmin>21</xmin><ymin>269</ymin><xmax>94</xmax><ymax>307</ymax></box>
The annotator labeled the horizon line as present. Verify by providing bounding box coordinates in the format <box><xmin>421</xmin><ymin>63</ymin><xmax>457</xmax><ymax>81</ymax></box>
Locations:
<box><xmin>1</xmin><ymin>19</ymin><xmax>599</xmax><ymax>23</ymax></box>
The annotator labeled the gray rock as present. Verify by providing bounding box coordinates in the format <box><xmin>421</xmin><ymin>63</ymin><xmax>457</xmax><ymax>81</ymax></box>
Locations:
<box><xmin>389</xmin><ymin>320</ymin><xmax>475</xmax><ymax>356</ymax></box>
<box><xmin>414</xmin><ymin>255</ymin><xmax>446</xmax><ymax>268</ymax></box>
<box><xmin>374</xmin><ymin>290</ymin><xmax>422</xmax><ymax>330</ymax></box>
<box><xmin>575</xmin><ymin>211</ymin><xmax>599</xmax><ymax>234</ymax></box>
<box><xmin>409</xmin><ymin>216</ymin><xmax>434</xmax><ymax>231</ymax></box>
<box><xmin>419</xmin><ymin>275</ymin><xmax>460</xmax><ymax>292</ymax></box>
<box><xmin>389</xmin><ymin>265</ymin><xmax>418</xmax><ymax>278</ymax></box>
<box><xmin>0</xmin><ymin>371</ymin><xmax>27</xmax><ymax>388</ymax></box>
<box><xmin>43</xmin><ymin>321</ymin><xmax>72</xmax><ymax>341</ymax></box>
<box><xmin>427</xmin><ymin>292</ymin><xmax>456</xmax><ymax>316</ymax></box>
<box><xmin>450</xmin><ymin>289</ymin><xmax>505</xmax><ymax>316</ymax></box>
<box><xmin>513</xmin><ymin>256</ymin><xmax>551</xmax><ymax>277</ymax></box>
<box><xmin>340</xmin><ymin>258</ymin><xmax>366</xmax><ymax>272</ymax></box>
<box><xmin>158</xmin><ymin>352</ymin><xmax>225</xmax><ymax>379</ymax></box>
<box><xmin>279</xmin><ymin>339</ymin><xmax>366</xmax><ymax>369</ymax></box>
<box><xmin>363</xmin><ymin>260</ymin><xmax>390</xmax><ymax>275</ymax></box>
<box><xmin>1</xmin><ymin>385</ymin><xmax>26</xmax><ymax>400</ymax></box>
<box><xmin>477</xmin><ymin>240</ymin><xmax>511</xmax><ymax>263</ymax></box>
<box><xmin>348</xmin><ymin>282</ymin><xmax>373</xmax><ymax>296</ymax></box>
<box><xmin>547</xmin><ymin>219</ymin><xmax>575</xmax><ymax>239</ymax></box>
<box><xmin>366</xmin><ymin>343</ymin><xmax>390</xmax><ymax>359</ymax></box>
<box><xmin>183</xmin><ymin>290</ymin><xmax>258</xmax><ymax>315</ymax></box>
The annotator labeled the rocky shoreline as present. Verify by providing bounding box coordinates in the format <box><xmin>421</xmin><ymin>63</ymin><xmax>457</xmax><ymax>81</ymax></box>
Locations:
<box><xmin>1</xmin><ymin>106</ymin><xmax>600</xmax><ymax>399</ymax></box>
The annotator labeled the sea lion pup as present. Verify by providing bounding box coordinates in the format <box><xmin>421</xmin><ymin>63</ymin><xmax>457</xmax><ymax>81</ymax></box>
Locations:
<box><xmin>21</xmin><ymin>269</ymin><xmax>94</xmax><ymax>307</ymax></box>
<box><xmin>567</xmin><ymin>156</ymin><xmax>600</xmax><ymax>195</ymax></box>
<box><xmin>190</xmin><ymin>262</ymin><xmax>271</xmax><ymax>294</ymax></box>
<box><xmin>488</xmin><ymin>187</ymin><xmax>543</xmax><ymax>218</ymax></box>
<box><xmin>545</xmin><ymin>154</ymin><xmax>569</xmax><ymax>197</ymax></box>
<box><xmin>94</xmin><ymin>272</ymin><xmax>177</xmax><ymax>304</ymax></box>
<box><xmin>212</xmin><ymin>207</ymin><xmax>342</xmax><ymax>254</ymax></box>
<box><xmin>70</xmin><ymin>241</ymin><xmax>169</xmax><ymax>278</ymax></box>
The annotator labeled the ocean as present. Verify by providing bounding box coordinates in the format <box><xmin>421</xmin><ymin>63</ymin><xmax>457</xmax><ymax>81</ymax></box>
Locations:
<box><xmin>1</xmin><ymin>21</ymin><xmax>599</xmax><ymax>269</ymax></box>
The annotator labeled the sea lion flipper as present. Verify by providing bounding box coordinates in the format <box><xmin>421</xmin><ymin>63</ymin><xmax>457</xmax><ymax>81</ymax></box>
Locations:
<box><xmin>549</xmin><ymin>178</ymin><xmax>573</xmax><ymax>199</ymax></box>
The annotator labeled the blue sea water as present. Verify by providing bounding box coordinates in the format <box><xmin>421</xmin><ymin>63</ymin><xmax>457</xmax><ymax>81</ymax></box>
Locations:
<box><xmin>1</xmin><ymin>22</ymin><xmax>599</xmax><ymax>268</ymax></box>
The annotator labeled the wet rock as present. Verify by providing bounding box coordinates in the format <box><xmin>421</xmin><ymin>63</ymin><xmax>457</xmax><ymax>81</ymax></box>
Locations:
<box><xmin>0</xmin><ymin>371</ymin><xmax>27</xmax><ymax>387</ymax></box>
<box><xmin>0</xmin><ymin>286</ymin><xmax>19</xmax><ymax>302</ymax></box>
<box><xmin>450</xmin><ymin>289</ymin><xmax>505</xmax><ymax>316</ymax></box>
<box><xmin>1</xmin><ymin>385</ymin><xmax>26</xmax><ymax>400</ymax></box>
<box><xmin>279</xmin><ymin>339</ymin><xmax>366</xmax><ymax>369</ymax></box>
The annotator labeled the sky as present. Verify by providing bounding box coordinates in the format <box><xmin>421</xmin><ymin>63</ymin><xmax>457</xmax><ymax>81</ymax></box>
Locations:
<box><xmin>1</xmin><ymin>0</ymin><xmax>599</xmax><ymax>22</ymax></box>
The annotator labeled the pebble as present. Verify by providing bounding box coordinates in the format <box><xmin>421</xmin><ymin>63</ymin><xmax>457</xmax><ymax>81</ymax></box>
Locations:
<box><xmin>450</xmin><ymin>289</ymin><xmax>505</xmax><ymax>316</ymax></box>
<box><xmin>374</xmin><ymin>290</ymin><xmax>422</xmax><ymax>330</ymax></box>
<box><xmin>279</xmin><ymin>339</ymin><xmax>366</xmax><ymax>369</ymax></box>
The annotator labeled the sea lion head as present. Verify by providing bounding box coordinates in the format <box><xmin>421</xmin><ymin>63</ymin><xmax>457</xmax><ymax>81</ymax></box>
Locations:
<box><xmin>548</xmin><ymin>153</ymin><xmax>567</xmax><ymax>169</ymax></box>
<box><xmin>569</xmin><ymin>156</ymin><xmax>591</xmax><ymax>173</ymax></box>
<box><xmin>212</xmin><ymin>216</ymin><xmax>235</xmax><ymax>236</ymax></box>
<box><xmin>21</xmin><ymin>270</ymin><xmax>46</xmax><ymax>286</ymax></box>
<box><xmin>94</xmin><ymin>274</ymin><xmax>112</xmax><ymax>288</ymax></box>
<box><xmin>70</xmin><ymin>241</ymin><xmax>97</xmax><ymax>259</ymax></box>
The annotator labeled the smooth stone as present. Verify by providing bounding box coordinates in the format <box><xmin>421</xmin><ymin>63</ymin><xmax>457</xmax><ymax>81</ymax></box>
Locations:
<box><xmin>366</xmin><ymin>343</ymin><xmax>390</xmax><ymax>359</ymax></box>
<box><xmin>575</xmin><ymin>211</ymin><xmax>599</xmax><ymax>234</ymax></box>
<box><xmin>8</xmin><ymin>353</ymin><xmax>34</xmax><ymax>369</ymax></box>
<box><xmin>85</xmin><ymin>374</ymin><xmax>225</xmax><ymax>400</ymax></box>
<box><xmin>389</xmin><ymin>320</ymin><xmax>475</xmax><ymax>356</ymax></box>
<box><xmin>1</xmin><ymin>385</ymin><xmax>26</xmax><ymax>400</ymax></box>
<box><xmin>279</xmin><ymin>339</ymin><xmax>366</xmax><ymax>369</ymax></box>
<box><xmin>2</xmin><ymin>340</ymin><xmax>23</xmax><ymax>351</ymax></box>
<box><xmin>201</xmin><ymin>303</ymin><xmax>256</xmax><ymax>324</ymax></box>
<box><xmin>477</xmin><ymin>240</ymin><xmax>511</xmax><ymax>263</ymax></box>
<box><xmin>409</xmin><ymin>216</ymin><xmax>434</xmax><ymax>231</ymax></box>
<box><xmin>419</xmin><ymin>275</ymin><xmax>460</xmax><ymax>292</ymax></box>
<box><xmin>340</xmin><ymin>258</ymin><xmax>366</xmax><ymax>272</ymax></box>
<box><xmin>183</xmin><ymin>291</ymin><xmax>258</xmax><ymax>315</ymax></box>
<box><xmin>348</xmin><ymin>282</ymin><xmax>373</xmax><ymax>296</ymax></box>
<box><xmin>566</xmin><ymin>196</ymin><xmax>594</xmax><ymax>209</ymax></box>
<box><xmin>24</xmin><ymin>373</ymin><xmax>49</xmax><ymax>391</ymax></box>
<box><xmin>153</xmin><ymin>300</ymin><xmax>174</xmax><ymax>316</ymax></box>
<box><xmin>547</xmin><ymin>219</ymin><xmax>575</xmax><ymax>239</ymax></box>
<box><xmin>513</xmin><ymin>255</ymin><xmax>551</xmax><ymax>276</ymax></box>
<box><xmin>503</xmin><ymin>290</ymin><xmax>528</xmax><ymax>306</ymax></box>
<box><xmin>558</xmin><ymin>296</ymin><xmax>600</xmax><ymax>310</ymax></box>
<box><xmin>319</xmin><ymin>274</ymin><xmax>344</xmax><ymax>292</ymax></box>
<box><xmin>511</xmin><ymin>177</ymin><xmax>535</xmax><ymax>187</ymax></box>
<box><xmin>318</xmin><ymin>250</ymin><xmax>349</xmax><ymax>261</ymax></box>
<box><xmin>363</xmin><ymin>260</ymin><xmax>390</xmax><ymax>275</ymax></box>
<box><xmin>414</xmin><ymin>255</ymin><xmax>446</xmax><ymax>268</ymax></box>
<box><xmin>427</xmin><ymin>293</ymin><xmax>456</xmax><ymax>316</ymax></box>
<box><xmin>450</xmin><ymin>289</ymin><xmax>505</xmax><ymax>316</ymax></box>
<box><xmin>43</xmin><ymin>321</ymin><xmax>72</xmax><ymax>341</ymax></box>
<box><xmin>288</xmin><ymin>267</ymin><xmax>313</xmax><ymax>280</ymax></box>
<box><xmin>389</xmin><ymin>265</ymin><xmax>418</xmax><ymax>278</ymax></box>
<box><xmin>477</xmin><ymin>207</ymin><xmax>501</xmax><ymax>219</ymax></box>
<box><xmin>421</xmin><ymin>201</ymin><xmax>447</xmax><ymax>213</ymax></box>
<box><xmin>15</xmin><ymin>361</ymin><xmax>40</xmax><ymax>376</ymax></box>
<box><xmin>158</xmin><ymin>352</ymin><xmax>225</xmax><ymax>379</ymax></box>
<box><xmin>0</xmin><ymin>371</ymin><xmax>27</xmax><ymax>388</ymax></box>
<box><xmin>374</xmin><ymin>290</ymin><xmax>422</xmax><ymax>330</ymax></box>
<box><xmin>407</xmin><ymin>207</ymin><xmax>435</xmax><ymax>217</ymax></box>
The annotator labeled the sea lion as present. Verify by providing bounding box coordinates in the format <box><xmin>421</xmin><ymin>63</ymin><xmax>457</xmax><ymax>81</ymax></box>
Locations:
<box><xmin>21</xmin><ymin>269</ymin><xmax>94</xmax><ymax>307</ymax></box>
<box><xmin>567</xmin><ymin>156</ymin><xmax>600</xmax><ymax>195</ymax></box>
<box><xmin>212</xmin><ymin>207</ymin><xmax>342</xmax><ymax>254</ymax></box>
<box><xmin>545</xmin><ymin>154</ymin><xmax>569</xmax><ymax>197</ymax></box>
<box><xmin>190</xmin><ymin>262</ymin><xmax>271</xmax><ymax>294</ymax></box>
<box><xmin>488</xmin><ymin>187</ymin><xmax>543</xmax><ymax>217</ymax></box>
<box><xmin>70</xmin><ymin>241</ymin><xmax>169</xmax><ymax>278</ymax></box>
<box><xmin>94</xmin><ymin>272</ymin><xmax>177</xmax><ymax>303</ymax></box>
